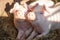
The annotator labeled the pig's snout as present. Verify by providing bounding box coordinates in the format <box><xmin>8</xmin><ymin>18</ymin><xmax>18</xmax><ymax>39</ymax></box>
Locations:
<box><xmin>26</xmin><ymin>12</ymin><xmax>36</xmax><ymax>21</ymax></box>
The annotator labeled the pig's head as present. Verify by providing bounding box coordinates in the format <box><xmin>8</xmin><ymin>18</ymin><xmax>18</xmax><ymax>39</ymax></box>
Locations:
<box><xmin>26</xmin><ymin>12</ymin><xmax>36</xmax><ymax>21</ymax></box>
<box><xmin>10</xmin><ymin>2</ymin><xmax>26</xmax><ymax>19</ymax></box>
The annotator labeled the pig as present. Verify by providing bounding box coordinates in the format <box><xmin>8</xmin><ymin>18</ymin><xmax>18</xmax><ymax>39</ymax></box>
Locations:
<box><xmin>10</xmin><ymin>2</ymin><xmax>33</xmax><ymax>40</ymax></box>
<box><xmin>27</xmin><ymin>1</ymin><xmax>60</xmax><ymax>40</ymax></box>
<box><xmin>26</xmin><ymin>1</ymin><xmax>60</xmax><ymax>39</ymax></box>
<box><xmin>25</xmin><ymin>1</ymin><xmax>51</xmax><ymax>40</ymax></box>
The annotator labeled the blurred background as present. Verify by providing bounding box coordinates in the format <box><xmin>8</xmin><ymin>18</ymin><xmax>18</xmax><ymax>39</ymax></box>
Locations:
<box><xmin>0</xmin><ymin>0</ymin><xmax>60</xmax><ymax>40</ymax></box>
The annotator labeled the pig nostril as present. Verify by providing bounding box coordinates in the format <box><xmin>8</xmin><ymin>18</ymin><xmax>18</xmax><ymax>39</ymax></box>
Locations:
<box><xmin>15</xmin><ymin>10</ymin><xmax>19</xmax><ymax>12</ymax></box>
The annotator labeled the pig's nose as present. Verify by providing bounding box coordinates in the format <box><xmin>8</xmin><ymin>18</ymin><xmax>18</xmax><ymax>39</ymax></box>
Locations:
<box><xmin>26</xmin><ymin>12</ymin><xmax>36</xmax><ymax>21</ymax></box>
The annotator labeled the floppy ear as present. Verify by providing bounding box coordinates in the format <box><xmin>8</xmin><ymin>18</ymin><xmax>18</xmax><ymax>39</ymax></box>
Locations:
<box><xmin>10</xmin><ymin>8</ymin><xmax>14</xmax><ymax>13</ymax></box>
<box><xmin>10</xmin><ymin>2</ymin><xmax>20</xmax><ymax>13</ymax></box>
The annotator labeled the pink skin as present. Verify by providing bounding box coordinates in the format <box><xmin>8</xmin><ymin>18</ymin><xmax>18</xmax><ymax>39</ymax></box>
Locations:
<box><xmin>26</xmin><ymin>2</ymin><xmax>60</xmax><ymax>39</ymax></box>
<box><xmin>10</xmin><ymin>2</ymin><xmax>44</xmax><ymax>40</ymax></box>
<box><xmin>10</xmin><ymin>2</ymin><xmax>33</xmax><ymax>40</ymax></box>
<box><xmin>10</xmin><ymin>1</ymin><xmax>60</xmax><ymax>40</ymax></box>
<box><xmin>10</xmin><ymin>2</ymin><xmax>51</xmax><ymax>40</ymax></box>
<box><xmin>26</xmin><ymin>4</ymin><xmax>52</xmax><ymax>39</ymax></box>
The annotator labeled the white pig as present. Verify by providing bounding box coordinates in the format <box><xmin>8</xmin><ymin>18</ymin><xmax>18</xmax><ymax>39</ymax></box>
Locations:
<box><xmin>10</xmin><ymin>2</ymin><xmax>33</xmax><ymax>40</ymax></box>
<box><xmin>26</xmin><ymin>1</ymin><xmax>60</xmax><ymax>39</ymax></box>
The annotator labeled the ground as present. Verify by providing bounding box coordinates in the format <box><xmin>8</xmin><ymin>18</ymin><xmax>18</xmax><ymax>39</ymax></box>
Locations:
<box><xmin>0</xmin><ymin>0</ymin><xmax>60</xmax><ymax>40</ymax></box>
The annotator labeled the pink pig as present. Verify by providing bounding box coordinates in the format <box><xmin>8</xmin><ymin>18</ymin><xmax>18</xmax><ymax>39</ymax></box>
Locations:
<box><xmin>10</xmin><ymin>2</ymin><xmax>33</xmax><ymax>40</ymax></box>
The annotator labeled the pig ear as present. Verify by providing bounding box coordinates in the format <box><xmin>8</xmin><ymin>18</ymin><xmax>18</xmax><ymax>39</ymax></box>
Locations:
<box><xmin>14</xmin><ymin>2</ymin><xmax>20</xmax><ymax>8</ymax></box>
<box><xmin>10</xmin><ymin>8</ymin><xmax>14</xmax><ymax>13</ymax></box>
